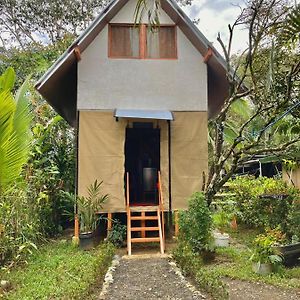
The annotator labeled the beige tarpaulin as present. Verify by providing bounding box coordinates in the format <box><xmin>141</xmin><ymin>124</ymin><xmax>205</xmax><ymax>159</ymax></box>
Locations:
<box><xmin>78</xmin><ymin>111</ymin><xmax>170</xmax><ymax>212</ymax></box>
<box><xmin>171</xmin><ymin>112</ymin><xmax>208</xmax><ymax>210</ymax></box>
<box><xmin>78</xmin><ymin>111</ymin><xmax>126</xmax><ymax>212</ymax></box>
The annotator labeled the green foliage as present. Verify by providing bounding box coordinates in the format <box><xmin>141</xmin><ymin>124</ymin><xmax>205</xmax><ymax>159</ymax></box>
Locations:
<box><xmin>0</xmin><ymin>37</ymin><xmax>74</xmax><ymax>89</ymax></box>
<box><xmin>286</xmin><ymin>199</ymin><xmax>300</xmax><ymax>241</ymax></box>
<box><xmin>178</xmin><ymin>192</ymin><xmax>213</xmax><ymax>253</ymax></box>
<box><xmin>228</xmin><ymin>176</ymin><xmax>298</xmax><ymax>235</ymax></box>
<box><xmin>213</xmin><ymin>210</ymin><xmax>231</xmax><ymax>234</ymax></box>
<box><xmin>0</xmin><ymin>67</ymin><xmax>32</xmax><ymax>192</ymax></box>
<box><xmin>27</xmin><ymin>112</ymin><xmax>75</xmax><ymax>235</ymax></box>
<box><xmin>173</xmin><ymin>240</ymin><xmax>228</xmax><ymax>300</ymax></box>
<box><xmin>0</xmin><ymin>183</ymin><xmax>41</xmax><ymax>266</ymax></box>
<box><xmin>77</xmin><ymin>180</ymin><xmax>108</xmax><ymax>233</ymax></box>
<box><xmin>280</xmin><ymin>4</ymin><xmax>300</xmax><ymax>46</ymax></box>
<box><xmin>1</xmin><ymin>240</ymin><xmax>115</xmax><ymax>299</ymax></box>
<box><xmin>107</xmin><ymin>220</ymin><xmax>127</xmax><ymax>248</ymax></box>
<box><xmin>250</xmin><ymin>228</ymin><xmax>285</xmax><ymax>265</ymax></box>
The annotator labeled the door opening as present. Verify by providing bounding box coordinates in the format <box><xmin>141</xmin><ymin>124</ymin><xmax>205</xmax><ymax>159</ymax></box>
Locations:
<box><xmin>125</xmin><ymin>124</ymin><xmax>160</xmax><ymax>206</ymax></box>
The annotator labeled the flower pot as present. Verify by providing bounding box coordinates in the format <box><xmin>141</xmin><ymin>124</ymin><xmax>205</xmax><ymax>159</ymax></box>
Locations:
<box><xmin>214</xmin><ymin>232</ymin><xmax>230</xmax><ymax>247</ymax></box>
<box><xmin>79</xmin><ymin>232</ymin><xmax>95</xmax><ymax>250</ymax></box>
<box><xmin>252</xmin><ymin>262</ymin><xmax>272</xmax><ymax>275</ymax></box>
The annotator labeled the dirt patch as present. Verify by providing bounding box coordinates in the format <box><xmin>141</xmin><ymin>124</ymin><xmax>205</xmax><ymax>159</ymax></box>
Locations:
<box><xmin>224</xmin><ymin>278</ymin><xmax>300</xmax><ymax>300</ymax></box>
<box><xmin>103</xmin><ymin>257</ymin><xmax>209</xmax><ymax>300</ymax></box>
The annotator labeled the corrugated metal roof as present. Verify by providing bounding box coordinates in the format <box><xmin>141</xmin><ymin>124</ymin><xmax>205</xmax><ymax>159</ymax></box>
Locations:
<box><xmin>114</xmin><ymin>109</ymin><xmax>174</xmax><ymax>120</ymax></box>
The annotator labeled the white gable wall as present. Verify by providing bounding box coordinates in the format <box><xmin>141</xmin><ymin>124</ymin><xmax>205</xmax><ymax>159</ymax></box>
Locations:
<box><xmin>78</xmin><ymin>0</ymin><xmax>207</xmax><ymax>111</ymax></box>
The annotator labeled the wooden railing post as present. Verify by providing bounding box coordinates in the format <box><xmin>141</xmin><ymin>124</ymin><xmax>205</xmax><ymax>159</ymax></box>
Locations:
<box><xmin>174</xmin><ymin>210</ymin><xmax>179</xmax><ymax>237</ymax></box>
<box><xmin>158</xmin><ymin>171</ymin><xmax>165</xmax><ymax>250</ymax></box>
<box><xmin>74</xmin><ymin>214</ymin><xmax>79</xmax><ymax>238</ymax></box>
<box><xmin>107</xmin><ymin>213</ymin><xmax>112</xmax><ymax>238</ymax></box>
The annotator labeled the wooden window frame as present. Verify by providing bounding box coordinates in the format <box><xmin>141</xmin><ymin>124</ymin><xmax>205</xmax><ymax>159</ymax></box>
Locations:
<box><xmin>108</xmin><ymin>23</ymin><xmax>177</xmax><ymax>60</ymax></box>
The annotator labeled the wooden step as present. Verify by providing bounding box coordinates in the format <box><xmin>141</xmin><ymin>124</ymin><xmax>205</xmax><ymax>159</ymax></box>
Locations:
<box><xmin>131</xmin><ymin>237</ymin><xmax>160</xmax><ymax>243</ymax></box>
<box><xmin>130</xmin><ymin>206</ymin><xmax>159</xmax><ymax>212</ymax></box>
<box><xmin>131</xmin><ymin>216</ymin><xmax>158</xmax><ymax>221</ymax></box>
<box><xmin>131</xmin><ymin>226</ymin><xmax>159</xmax><ymax>232</ymax></box>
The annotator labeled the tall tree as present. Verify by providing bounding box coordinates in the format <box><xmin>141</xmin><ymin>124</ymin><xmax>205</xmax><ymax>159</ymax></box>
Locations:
<box><xmin>0</xmin><ymin>0</ymin><xmax>109</xmax><ymax>50</ymax></box>
<box><xmin>205</xmin><ymin>0</ymin><xmax>300</xmax><ymax>203</ymax></box>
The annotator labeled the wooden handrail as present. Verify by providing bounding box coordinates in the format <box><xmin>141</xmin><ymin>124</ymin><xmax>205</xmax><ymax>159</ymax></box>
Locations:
<box><xmin>126</xmin><ymin>172</ymin><xmax>129</xmax><ymax>208</ymax></box>
<box><xmin>158</xmin><ymin>171</ymin><xmax>165</xmax><ymax>250</ymax></box>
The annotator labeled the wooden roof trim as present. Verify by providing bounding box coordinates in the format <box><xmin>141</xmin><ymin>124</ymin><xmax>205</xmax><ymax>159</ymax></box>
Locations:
<box><xmin>203</xmin><ymin>48</ymin><xmax>213</xmax><ymax>63</ymax></box>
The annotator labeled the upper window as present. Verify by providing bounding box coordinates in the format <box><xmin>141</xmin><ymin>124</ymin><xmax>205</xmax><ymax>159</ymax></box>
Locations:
<box><xmin>109</xmin><ymin>24</ymin><xmax>177</xmax><ymax>59</ymax></box>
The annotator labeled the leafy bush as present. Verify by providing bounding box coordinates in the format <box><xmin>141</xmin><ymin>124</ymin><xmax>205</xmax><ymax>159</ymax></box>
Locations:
<box><xmin>228</xmin><ymin>176</ymin><xmax>298</xmax><ymax>235</ymax></box>
<box><xmin>178</xmin><ymin>192</ymin><xmax>213</xmax><ymax>253</ymax></box>
<box><xmin>287</xmin><ymin>198</ymin><xmax>300</xmax><ymax>240</ymax></box>
<box><xmin>107</xmin><ymin>220</ymin><xmax>127</xmax><ymax>248</ymax></box>
<box><xmin>0</xmin><ymin>184</ymin><xmax>41</xmax><ymax>266</ymax></box>
<box><xmin>27</xmin><ymin>114</ymin><xmax>75</xmax><ymax>236</ymax></box>
<box><xmin>250</xmin><ymin>228</ymin><xmax>284</xmax><ymax>265</ymax></box>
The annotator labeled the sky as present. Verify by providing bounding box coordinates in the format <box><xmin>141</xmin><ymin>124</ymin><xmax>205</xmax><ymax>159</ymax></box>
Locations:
<box><xmin>181</xmin><ymin>0</ymin><xmax>248</xmax><ymax>54</ymax></box>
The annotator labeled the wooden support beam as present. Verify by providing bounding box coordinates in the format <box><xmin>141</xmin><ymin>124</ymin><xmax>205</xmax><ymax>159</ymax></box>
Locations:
<box><xmin>203</xmin><ymin>47</ymin><xmax>213</xmax><ymax>63</ymax></box>
<box><xmin>174</xmin><ymin>210</ymin><xmax>179</xmax><ymax>237</ymax></box>
<box><xmin>107</xmin><ymin>213</ymin><xmax>112</xmax><ymax>237</ymax></box>
<box><xmin>74</xmin><ymin>46</ymin><xmax>81</xmax><ymax>61</ymax></box>
<box><xmin>139</xmin><ymin>24</ymin><xmax>146</xmax><ymax>59</ymax></box>
<box><xmin>74</xmin><ymin>214</ymin><xmax>79</xmax><ymax>238</ymax></box>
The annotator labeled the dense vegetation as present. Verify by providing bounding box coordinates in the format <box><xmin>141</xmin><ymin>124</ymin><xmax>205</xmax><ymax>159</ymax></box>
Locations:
<box><xmin>0</xmin><ymin>65</ymin><xmax>75</xmax><ymax>266</ymax></box>
<box><xmin>174</xmin><ymin>177</ymin><xmax>300</xmax><ymax>299</ymax></box>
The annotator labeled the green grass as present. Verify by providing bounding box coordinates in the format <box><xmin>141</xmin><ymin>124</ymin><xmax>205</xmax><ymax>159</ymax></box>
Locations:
<box><xmin>173</xmin><ymin>227</ymin><xmax>300</xmax><ymax>299</ymax></box>
<box><xmin>1</xmin><ymin>240</ymin><xmax>115</xmax><ymax>300</ymax></box>
<box><xmin>208</xmin><ymin>244</ymin><xmax>300</xmax><ymax>289</ymax></box>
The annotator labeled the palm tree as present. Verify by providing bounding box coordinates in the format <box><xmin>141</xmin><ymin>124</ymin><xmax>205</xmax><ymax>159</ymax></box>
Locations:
<box><xmin>0</xmin><ymin>67</ymin><xmax>32</xmax><ymax>193</ymax></box>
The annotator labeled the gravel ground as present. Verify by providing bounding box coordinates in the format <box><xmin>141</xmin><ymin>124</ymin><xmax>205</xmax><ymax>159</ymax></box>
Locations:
<box><xmin>225</xmin><ymin>278</ymin><xmax>300</xmax><ymax>300</ymax></box>
<box><xmin>104</xmin><ymin>257</ymin><xmax>209</xmax><ymax>300</ymax></box>
<box><xmin>100</xmin><ymin>255</ymin><xmax>300</xmax><ymax>300</ymax></box>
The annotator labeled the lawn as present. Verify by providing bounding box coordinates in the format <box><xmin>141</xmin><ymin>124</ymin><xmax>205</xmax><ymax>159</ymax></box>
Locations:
<box><xmin>0</xmin><ymin>240</ymin><xmax>115</xmax><ymax>299</ymax></box>
<box><xmin>174</xmin><ymin>227</ymin><xmax>300</xmax><ymax>300</ymax></box>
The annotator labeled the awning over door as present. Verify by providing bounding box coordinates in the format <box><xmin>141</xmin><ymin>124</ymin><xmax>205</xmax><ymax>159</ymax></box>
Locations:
<box><xmin>114</xmin><ymin>109</ymin><xmax>174</xmax><ymax>121</ymax></box>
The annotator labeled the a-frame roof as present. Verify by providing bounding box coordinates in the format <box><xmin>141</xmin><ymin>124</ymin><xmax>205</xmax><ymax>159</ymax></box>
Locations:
<box><xmin>35</xmin><ymin>0</ymin><xmax>229</xmax><ymax>126</ymax></box>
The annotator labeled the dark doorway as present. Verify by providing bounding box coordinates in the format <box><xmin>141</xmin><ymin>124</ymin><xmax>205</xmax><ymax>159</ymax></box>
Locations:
<box><xmin>125</xmin><ymin>124</ymin><xmax>160</xmax><ymax>206</ymax></box>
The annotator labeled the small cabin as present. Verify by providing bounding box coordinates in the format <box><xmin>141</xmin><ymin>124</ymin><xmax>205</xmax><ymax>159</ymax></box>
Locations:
<box><xmin>36</xmin><ymin>0</ymin><xmax>228</xmax><ymax>253</ymax></box>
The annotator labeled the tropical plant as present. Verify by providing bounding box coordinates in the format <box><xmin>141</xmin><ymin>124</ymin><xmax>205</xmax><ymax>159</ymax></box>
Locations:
<box><xmin>77</xmin><ymin>180</ymin><xmax>109</xmax><ymax>233</ymax></box>
<box><xmin>0</xmin><ymin>67</ymin><xmax>32</xmax><ymax>193</ymax></box>
<box><xmin>213</xmin><ymin>210</ymin><xmax>231</xmax><ymax>234</ymax></box>
<box><xmin>250</xmin><ymin>228</ymin><xmax>284</xmax><ymax>265</ymax></box>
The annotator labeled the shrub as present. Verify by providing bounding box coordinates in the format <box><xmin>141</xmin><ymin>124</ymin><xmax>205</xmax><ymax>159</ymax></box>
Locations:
<box><xmin>178</xmin><ymin>192</ymin><xmax>213</xmax><ymax>253</ymax></box>
<box><xmin>287</xmin><ymin>198</ymin><xmax>300</xmax><ymax>239</ymax></box>
<box><xmin>0</xmin><ymin>184</ymin><xmax>41</xmax><ymax>266</ymax></box>
<box><xmin>107</xmin><ymin>220</ymin><xmax>127</xmax><ymax>247</ymax></box>
<box><xmin>228</xmin><ymin>176</ymin><xmax>298</xmax><ymax>234</ymax></box>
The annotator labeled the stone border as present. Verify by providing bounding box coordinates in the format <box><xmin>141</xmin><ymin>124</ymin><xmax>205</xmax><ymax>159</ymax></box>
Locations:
<box><xmin>98</xmin><ymin>255</ymin><xmax>121</xmax><ymax>300</ymax></box>
<box><xmin>168</xmin><ymin>257</ymin><xmax>208</xmax><ymax>299</ymax></box>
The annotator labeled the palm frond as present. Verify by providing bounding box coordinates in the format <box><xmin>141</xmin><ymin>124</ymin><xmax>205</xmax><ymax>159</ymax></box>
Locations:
<box><xmin>0</xmin><ymin>69</ymin><xmax>32</xmax><ymax>192</ymax></box>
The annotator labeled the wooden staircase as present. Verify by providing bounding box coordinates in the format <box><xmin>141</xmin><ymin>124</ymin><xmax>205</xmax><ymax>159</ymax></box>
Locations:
<box><xmin>126</xmin><ymin>172</ymin><xmax>165</xmax><ymax>255</ymax></box>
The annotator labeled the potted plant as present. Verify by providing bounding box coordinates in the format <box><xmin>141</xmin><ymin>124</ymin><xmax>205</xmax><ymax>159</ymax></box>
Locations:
<box><xmin>250</xmin><ymin>229</ymin><xmax>283</xmax><ymax>275</ymax></box>
<box><xmin>213</xmin><ymin>210</ymin><xmax>231</xmax><ymax>247</ymax></box>
<box><xmin>77</xmin><ymin>180</ymin><xmax>108</xmax><ymax>250</ymax></box>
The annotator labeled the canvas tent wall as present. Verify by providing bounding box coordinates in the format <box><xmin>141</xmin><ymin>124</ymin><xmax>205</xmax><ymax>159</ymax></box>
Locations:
<box><xmin>78</xmin><ymin>111</ymin><xmax>207</xmax><ymax>212</ymax></box>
